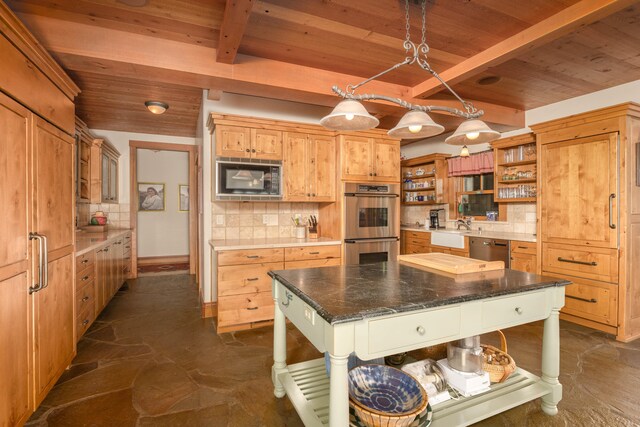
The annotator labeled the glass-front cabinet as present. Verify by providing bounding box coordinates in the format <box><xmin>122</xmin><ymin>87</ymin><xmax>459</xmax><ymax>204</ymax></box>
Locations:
<box><xmin>91</xmin><ymin>138</ymin><xmax>120</xmax><ymax>204</ymax></box>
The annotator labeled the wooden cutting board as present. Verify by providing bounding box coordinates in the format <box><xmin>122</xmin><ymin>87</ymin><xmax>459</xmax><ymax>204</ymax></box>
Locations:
<box><xmin>398</xmin><ymin>253</ymin><xmax>504</xmax><ymax>274</ymax></box>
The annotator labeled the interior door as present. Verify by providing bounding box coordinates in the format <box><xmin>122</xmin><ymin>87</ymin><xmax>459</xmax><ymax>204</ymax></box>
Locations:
<box><xmin>540</xmin><ymin>133</ymin><xmax>618</xmax><ymax>248</ymax></box>
<box><xmin>31</xmin><ymin>117</ymin><xmax>75</xmax><ymax>405</ymax></box>
<box><xmin>0</xmin><ymin>93</ymin><xmax>33</xmax><ymax>426</ymax></box>
<box><xmin>373</xmin><ymin>139</ymin><xmax>400</xmax><ymax>182</ymax></box>
<box><xmin>309</xmin><ymin>134</ymin><xmax>336</xmax><ymax>202</ymax></box>
<box><xmin>283</xmin><ymin>132</ymin><xmax>308</xmax><ymax>200</ymax></box>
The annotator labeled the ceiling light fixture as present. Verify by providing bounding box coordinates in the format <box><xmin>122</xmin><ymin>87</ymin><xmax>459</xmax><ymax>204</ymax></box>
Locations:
<box><xmin>145</xmin><ymin>101</ymin><xmax>169</xmax><ymax>115</ymax></box>
<box><xmin>320</xmin><ymin>0</ymin><xmax>500</xmax><ymax>145</ymax></box>
<box><xmin>459</xmin><ymin>145</ymin><xmax>470</xmax><ymax>157</ymax></box>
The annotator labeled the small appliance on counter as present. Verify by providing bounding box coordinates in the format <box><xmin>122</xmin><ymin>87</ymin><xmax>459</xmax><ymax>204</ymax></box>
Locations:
<box><xmin>429</xmin><ymin>208</ymin><xmax>445</xmax><ymax>229</ymax></box>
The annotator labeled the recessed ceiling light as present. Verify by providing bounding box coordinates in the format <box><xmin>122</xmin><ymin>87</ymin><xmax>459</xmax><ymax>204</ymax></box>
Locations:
<box><xmin>477</xmin><ymin>76</ymin><xmax>502</xmax><ymax>86</ymax></box>
<box><xmin>116</xmin><ymin>0</ymin><xmax>148</xmax><ymax>7</ymax></box>
<box><xmin>145</xmin><ymin>101</ymin><xmax>169</xmax><ymax>114</ymax></box>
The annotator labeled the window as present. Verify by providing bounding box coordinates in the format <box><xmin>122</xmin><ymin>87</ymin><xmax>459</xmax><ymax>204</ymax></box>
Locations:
<box><xmin>456</xmin><ymin>173</ymin><xmax>502</xmax><ymax>219</ymax></box>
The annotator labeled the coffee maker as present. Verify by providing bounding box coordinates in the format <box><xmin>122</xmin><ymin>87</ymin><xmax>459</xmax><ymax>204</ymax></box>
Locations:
<box><xmin>429</xmin><ymin>209</ymin><xmax>445</xmax><ymax>229</ymax></box>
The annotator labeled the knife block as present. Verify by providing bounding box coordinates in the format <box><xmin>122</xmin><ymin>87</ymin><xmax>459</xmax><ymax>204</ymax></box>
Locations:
<box><xmin>308</xmin><ymin>225</ymin><xmax>319</xmax><ymax>239</ymax></box>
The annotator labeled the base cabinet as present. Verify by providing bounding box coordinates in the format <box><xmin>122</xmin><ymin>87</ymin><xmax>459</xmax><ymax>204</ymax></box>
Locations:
<box><xmin>510</xmin><ymin>240</ymin><xmax>537</xmax><ymax>274</ymax></box>
<box><xmin>401</xmin><ymin>230</ymin><xmax>469</xmax><ymax>257</ymax></box>
<box><xmin>215</xmin><ymin>244</ymin><xmax>341</xmax><ymax>333</ymax></box>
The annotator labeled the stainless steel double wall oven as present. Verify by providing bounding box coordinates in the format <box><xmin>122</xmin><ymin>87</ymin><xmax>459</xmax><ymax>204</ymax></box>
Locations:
<box><xmin>344</xmin><ymin>183</ymin><xmax>400</xmax><ymax>265</ymax></box>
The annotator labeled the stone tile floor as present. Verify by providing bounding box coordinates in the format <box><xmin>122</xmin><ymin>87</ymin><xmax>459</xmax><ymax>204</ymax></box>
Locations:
<box><xmin>27</xmin><ymin>274</ymin><xmax>640</xmax><ymax>426</ymax></box>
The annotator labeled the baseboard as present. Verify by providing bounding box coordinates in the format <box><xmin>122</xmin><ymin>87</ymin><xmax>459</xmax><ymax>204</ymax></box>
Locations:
<box><xmin>137</xmin><ymin>255</ymin><xmax>189</xmax><ymax>266</ymax></box>
<box><xmin>201</xmin><ymin>301</ymin><xmax>216</xmax><ymax>319</ymax></box>
<box><xmin>559</xmin><ymin>312</ymin><xmax>617</xmax><ymax>336</ymax></box>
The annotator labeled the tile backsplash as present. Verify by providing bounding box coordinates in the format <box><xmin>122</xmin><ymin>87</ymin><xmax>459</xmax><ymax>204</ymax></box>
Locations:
<box><xmin>402</xmin><ymin>203</ymin><xmax>536</xmax><ymax>234</ymax></box>
<box><xmin>211</xmin><ymin>202</ymin><xmax>319</xmax><ymax>240</ymax></box>
<box><xmin>77</xmin><ymin>203</ymin><xmax>131</xmax><ymax>229</ymax></box>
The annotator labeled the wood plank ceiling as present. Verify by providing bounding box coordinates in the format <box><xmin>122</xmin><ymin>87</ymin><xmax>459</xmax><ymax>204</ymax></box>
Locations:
<box><xmin>5</xmin><ymin>0</ymin><xmax>640</xmax><ymax>138</ymax></box>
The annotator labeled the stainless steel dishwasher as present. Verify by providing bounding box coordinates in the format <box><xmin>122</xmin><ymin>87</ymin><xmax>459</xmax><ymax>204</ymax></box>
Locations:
<box><xmin>469</xmin><ymin>237</ymin><xmax>510</xmax><ymax>268</ymax></box>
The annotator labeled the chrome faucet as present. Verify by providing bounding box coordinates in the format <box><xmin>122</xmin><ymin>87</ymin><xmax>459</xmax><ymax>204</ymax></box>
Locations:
<box><xmin>456</xmin><ymin>217</ymin><xmax>472</xmax><ymax>231</ymax></box>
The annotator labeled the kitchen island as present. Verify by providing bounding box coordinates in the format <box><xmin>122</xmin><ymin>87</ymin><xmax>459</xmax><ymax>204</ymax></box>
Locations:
<box><xmin>270</xmin><ymin>262</ymin><xmax>569</xmax><ymax>426</ymax></box>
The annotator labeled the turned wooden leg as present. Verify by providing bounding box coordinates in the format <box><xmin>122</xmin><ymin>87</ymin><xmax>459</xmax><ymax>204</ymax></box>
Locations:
<box><xmin>541</xmin><ymin>307</ymin><xmax>562</xmax><ymax>415</ymax></box>
<box><xmin>272</xmin><ymin>290</ymin><xmax>287</xmax><ymax>398</ymax></box>
<box><xmin>329</xmin><ymin>353</ymin><xmax>350</xmax><ymax>427</ymax></box>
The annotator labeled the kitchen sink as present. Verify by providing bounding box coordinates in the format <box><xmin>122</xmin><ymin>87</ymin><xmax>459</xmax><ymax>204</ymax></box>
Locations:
<box><xmin>430</xmin><ymin>230</ymin><xmax>466</xmax><ymax>248</ymax></box>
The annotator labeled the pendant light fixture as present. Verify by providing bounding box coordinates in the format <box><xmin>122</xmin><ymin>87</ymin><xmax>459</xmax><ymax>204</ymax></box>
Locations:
<box><xmin>320</xmin><ymin>0</ymin><xmax>500</xmax><ymax>145</ymax></box>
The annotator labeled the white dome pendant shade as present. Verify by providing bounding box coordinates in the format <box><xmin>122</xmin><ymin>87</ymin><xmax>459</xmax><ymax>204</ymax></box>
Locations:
<box><xmin>388</xmin><ymin>110</ymin><xmax>445</xmax><ymax>139</ymax></box>
<box><xmin>320</xmin><ymin>99</ymin><xmax>379</xmax><ymax>131</ymax></box>
<box><xmin>445</xmin><ymin>119</ymin><xmax>501</xmax><ymax>146</ymax></box>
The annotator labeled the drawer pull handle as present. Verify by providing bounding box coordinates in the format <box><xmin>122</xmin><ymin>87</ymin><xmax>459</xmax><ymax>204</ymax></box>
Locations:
<box><xmin>82</xmin><ymin>319</ymin><xmax>89</xmax><ymax>326</ymax></box>
<box><xmin>81</xmin><ymin>259</ymin><xmax>89</xmax><ymax>264</ymax></box>
<box><xmin>515</xmin><ymin>307</ymin><xmax>523</xmax><ymax>315</ymax></box>
<box><xmin>247</xmin><ymin>307</ymin><xmax>258</xmax><ymax>311</ymax></box>
<box><xmin>416</xmin><ymin>326</ymin><xmax>425</xmax><ymax>336</ymax></box>
<box><xmin>557</xmin><ymin>257</ymin><xmax>597</xmax><ymax>266</ymax></box>
<box><xmin>518</xmin><ymin>246</ymin><xmax>529</xmax><ymax>249</ymax></box>
<box><xmin>309</xmin><ymin>251</ymin><xmax>320</xmax><ymax>255</ymax></box>
<box><xmin>82</xmin><ymin>275</ymin><xmax>90</xmax><ymax>281</ymax></box>
<box><xmin>246</xmin><ymin>278</ymin><xmax>259</xmax><ymax>282</ymax></box>
<box><xmin>609</xmin><ymin>193</ymin><xmax>616</xmax><ymax>229</ymax></box>
<box><xmin>282</xmin><ymin>291</ymin><xmax>293</xmax><ymax>307</ymax></box>
<box><xmin>566</xmin><ymin>295</ymin><xmax>598</xmax><ymax>304</ymax></box>
<box><xmin>82</xmin><ymin>296</ymin><xmax>90</xmax><ymax>302</ymax></box>
<box><xmin>246</xmin><ymin>255</ymin><xmax>260</xmax><ymax>259</ymax></box>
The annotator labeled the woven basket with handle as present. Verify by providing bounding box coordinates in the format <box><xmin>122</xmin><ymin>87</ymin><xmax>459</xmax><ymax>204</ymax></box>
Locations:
<box><xmin>481</xmin><ymin>330</ymin><xmax>516</xmax><ymax>383</ymax></box>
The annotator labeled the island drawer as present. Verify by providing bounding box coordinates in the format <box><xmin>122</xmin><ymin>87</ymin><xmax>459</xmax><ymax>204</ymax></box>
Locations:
<box><xmin>217</xmin><ymin>291</ymin><xmax>274</xmax><ymax>327</ymax></box>
<box><xmin>481</xmin><ymin>291</ymin><xmax>548</xmax><ymax>329</ymax></box>
<box><xmin>218</xmin><ymin>262</ymin><xmax>283</xmax><ymax>296</ymax></box>
<box><xmin>76</xmin><ymin>251</ymin><xmax>95</xmax><ymax>274</ymax></box>
<box><xmin>542</xmin><ymin>243</ymin><xmax>618</xmax><ymax>283</ymax></box>
<box><xmin>285</xmin><ymin>258</ymin><xmax>341</xmax><ymax>270</ymax></box>
<box><xmin>367</xmin><ymin>306</ymin><xmax>461</xmax><ymax>355</ymax></box>
<box><xmin>218</xmin><ymin>248</ymin><xmax>284</xmax><ymax>266</ymax></box>
<box><xmin>284</xmin><ymin>245</ymin><xmax>341</xmax><ymax>262</ymax></box>
<box><xmin>511</xmin><ymin>241</ymin><xmax>536</xmax><ymax>255</ymax></box>
<box><xmin>544</xmin><ymin>273</ymin><xmax>618</xmax><ymax>326</ymax></box>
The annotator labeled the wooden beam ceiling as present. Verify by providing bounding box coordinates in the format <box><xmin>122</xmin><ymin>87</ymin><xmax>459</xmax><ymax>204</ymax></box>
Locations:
<box><xmin>412</xmin><ymin>0</ymin><xmax>639</xmax><ymax>99</ymax></box>
<box><xmin>16</xmin><ymin>12</ymin><xmax>524</xmax><ymax>131</ymax></box>
<box><xmin>217</xmin><ymin>0</ymin><xmax>254</xmax><ymax>63</ymax></box>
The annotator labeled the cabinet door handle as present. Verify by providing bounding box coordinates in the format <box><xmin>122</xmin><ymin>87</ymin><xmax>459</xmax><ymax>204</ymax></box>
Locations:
<box><xmin>515</xmin><ymin>307</ymin><xmax>523</xmax><ymax>314</ymax></box>
<box><xmin>28</xmin><ymin>232</ymin><xmax>48</xmax><ymax>294</ymax></box>
<box><xmin>557</xmin><ymin>257</ymin><xmax>597</xmax><ymax>266</ymax></box>
<box><xmin>517</xmin><ymin>246</ymin><xmax>529</xmax><ymax>249</ymax></box>
<box><xmin>81</xmin><ymin>259</ymin><xmax>89</xmax><ymax>264</ymax></box>
<box><xmin>246</xmin><ymin>277</ymin><xmax>259</xmax><ymax>282</ymax></box>
<box><xmin>104</xmin><ymin>248</ymin><xmax>109</xmax><ymax>252</ymax></box>
<box><xmin>309</xmin><ymin>251</ymin><xmax>320</xmax><ymax>255</ymax></box>
<box><xmin>311</xmin><ymin>193</ymin><xmax>316</xmax><ymax>197</ymax></box>
<box><xmin>252</xmin><ymin>149</ymin><xmax>256</xmax><ymax>153</ymax></box>
<box><xmin>82</xmin><ymin>296</ymin><xmax>90</xmax><ymax>302</ymax></box>
<box><xmin>246</xmin><ymin>255</ymin><xmax>259</xmax><ymax>259</ymax></box>
<box><xmin>247</xmin><ymin>307</ymin><xmax>258</xmax><ymax>311</ymax></box>
<box><xmin>373</xmin><ymin>172</ymin><xmax>377</xmax><ymax>176</ymax></box>
<box><xmin>609</xmin><ymin>193</ymin><xmax>616</xmax><ymax>229</ymax></box>
<box><xmin>245</xmin><ymin>148</ymin><xmax>250</xmax><ymax>152</ymax></box>
<box><xmin>566</xmin><ymin>295</ymin><xmax>598</xmax><ymax>304</ymax></box>
<box><xmin>82</xmin><ymin>275</ymin><xmax>90</xmax><ymax>281</ymax></box>
<box><xmin>82</xmin><ymin>319</ymin><xmax>89</xmax><ymax>326</ymax></box>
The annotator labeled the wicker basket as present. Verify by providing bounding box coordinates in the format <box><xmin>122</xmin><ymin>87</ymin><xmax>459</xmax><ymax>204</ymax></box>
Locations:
<box><xmin>481</xmin><ymin>330</ymin><xmax>516</xmax><ymax>383</ymax></box>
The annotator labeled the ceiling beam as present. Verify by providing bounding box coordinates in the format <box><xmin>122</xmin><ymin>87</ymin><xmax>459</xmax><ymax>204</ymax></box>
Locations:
<box><xmin>217</xmin><ymin>0</ymin><xmax>254</xmax><ymax>64</ymax></box>
<box><xmin>18</xmin><ymin>13</ymin><xmax>523</xmax><ymax>129</ymax></box>
<box><xmin>411</xmin><ymin>0</ymin><xmax>638</xmax><ymax>99</ymax></box>
<box><xmin>207</xmin><ymin>89</ymin><xmax>223</xmax><ymax>101</ymax></box>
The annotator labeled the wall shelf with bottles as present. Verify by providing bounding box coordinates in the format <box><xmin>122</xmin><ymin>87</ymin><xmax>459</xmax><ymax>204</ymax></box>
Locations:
<box><xmin>401</xmin><ymin>153</ymin><xmax>450</xmax><ymax>205</ymax></box>
<box><xmin>491</xmin><ymin>133</ymin><xmax>537</xmax><ymax>203</ymax></box>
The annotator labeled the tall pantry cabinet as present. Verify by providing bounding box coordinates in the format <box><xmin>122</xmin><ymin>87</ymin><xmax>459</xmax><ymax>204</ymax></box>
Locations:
<box><xmin>533</xmin><ymin>103</ymin><xmax>640</xmax><ymax>342</ymax></box>
<box><xmin>0</xmin><ymin>3</ymin><xmax>79</xmax><ymax>425</ymax></box>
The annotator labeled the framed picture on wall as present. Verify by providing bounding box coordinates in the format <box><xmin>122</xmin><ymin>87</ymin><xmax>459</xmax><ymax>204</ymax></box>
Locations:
<box><xmin>179</xmin><ymin>184</ymin><xmax>189</xmax><ymax>211</ymax></box>
<box><xmin>138</xmin><ymin>183</ymin><xmax>165</xmax><ymax>211</ymax></box>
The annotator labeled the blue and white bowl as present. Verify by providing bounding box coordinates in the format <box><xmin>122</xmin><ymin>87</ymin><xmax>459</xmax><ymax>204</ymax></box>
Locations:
<box><xmin>348</xmin><ymin>364</ymin><xmax>427</xmax><ymax>427</ymax></box>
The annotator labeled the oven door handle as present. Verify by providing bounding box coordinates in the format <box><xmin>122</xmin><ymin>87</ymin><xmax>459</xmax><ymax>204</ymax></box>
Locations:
<box><xmin>344</xmin><ymin>193</ymin><xmax>399</xmax><ymax>198</ymax></box>
<box><xmin>345</xmin><ymin>237</ymin><xmax>399</xmax><ymax>244</ymax></box>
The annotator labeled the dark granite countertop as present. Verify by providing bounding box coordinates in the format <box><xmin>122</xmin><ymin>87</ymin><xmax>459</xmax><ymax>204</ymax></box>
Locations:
<box><xmin>269</xmin><ymin>263</ymin><xmax>569</xmax><ymax>325</ymax></box>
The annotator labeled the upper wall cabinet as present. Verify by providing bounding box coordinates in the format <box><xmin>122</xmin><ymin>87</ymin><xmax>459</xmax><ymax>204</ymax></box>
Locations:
<box><xmin>215</xmin><ymin>125</ymin><xmax>283</xmax><ymax>161</ymax></box>
<box><xmin>338</xmin><ymin>134</ymin><xmax>400</xmax><ymax>183</ymax></box>
<box><xmin>283</xmin><ymin>132</ymin><xmax>335</xmax><ymax>202</ymax></box>
<box><xmin>401</xmin><ymin>153</ymin><xmax>450</xmax><ymax>205</ymax></box>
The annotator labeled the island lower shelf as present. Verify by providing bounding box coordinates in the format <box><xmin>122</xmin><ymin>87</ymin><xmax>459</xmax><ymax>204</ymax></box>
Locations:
<box><xmin>278</xmin><ymin>358</ymin><xmax>552</xmax><ymax>427</ymax></box>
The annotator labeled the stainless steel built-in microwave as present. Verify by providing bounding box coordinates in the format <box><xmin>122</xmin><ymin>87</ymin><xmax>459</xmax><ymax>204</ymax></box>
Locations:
<box><xmin>215</xmin><ymin>159</ymin><xmax>282</xmax><ymax>200</ymax></box>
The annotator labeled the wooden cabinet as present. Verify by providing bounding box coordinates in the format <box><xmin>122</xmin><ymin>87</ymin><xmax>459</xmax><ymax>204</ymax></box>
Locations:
<box><xmin>76</xmin><ymin>251</ymin><xmax>96</xmax><ymax>340</ymax></box>
<box><xmin>75</xmin><ymin>117</ymin><xmax>92</xmax><ymax>203</ymax></box>
<box><xmin>491</xmin><ymin>133</ymin><xmax>537</xmax><ymax>203</ymax></box>
<box><xmin>283</xmin><ymin>132</ymin><xmax>336</xmax><ymax>202</ymax></box>
<box><xmin>401</xmin><ymin>153</ymin><xmax>450</xmax><ymax>205</ymax></box>
<box><xmin>92</xmin><ymin>139</ymin><xmax>120</xmax><ymax>203</ymax></box>
<box><xmin>215</xmin><ymin>244</ymin><xmax>341</xmax><ymax>333</ymax></box>
<box><xmin>510</xmin><ymin>240</ymin><xmax>537</xmax><ymax>274</ymax></box>
<box><xmin>339</xmin><ymin>135</ymin><xmax>400</xmax><ymax>182</ymax></box>
<box><xmin>532</xmin><ymin>103</ymin><xmax>640</xmax><ymax>341</ymax></box>
<box><xmin>401</xmin><ymin>230</ymin><xmax>470</xmax><ymax>256</ymax></box>
<box><xmin>215</xmin><ymin>125</ymin><xmax>283</xmax><ymax>160</ymax></box>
